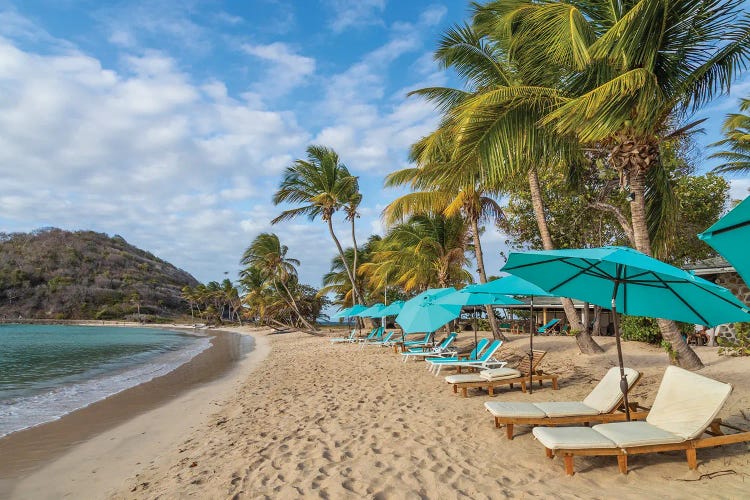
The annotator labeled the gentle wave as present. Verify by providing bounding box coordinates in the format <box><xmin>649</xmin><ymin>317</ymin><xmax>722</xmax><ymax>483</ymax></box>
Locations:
<box><xmin>0</xmin><ymin>336</ymin><xmax>210</xmax><ymax>437</ymax></box>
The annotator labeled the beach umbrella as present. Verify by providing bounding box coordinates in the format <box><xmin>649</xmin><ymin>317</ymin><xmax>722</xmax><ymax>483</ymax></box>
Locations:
<box><xmin>396</xmin><ymin>288</ymin><xmax>460</xmax><ymax>335</ymax></box>
<box><xmin>378</xmin><ymin>300</ymin><xmax>405</xmax><ymax>317</ymax></box>
<box><xmin>354</xmin><ymin>303</ymin><xmax>386</xmax><ymax>318</ymax></box>
<box><xmin>502</xmin><ymin>245</ymin><xmax>750</xmax><ymax>419</ymax></box>
<box><xmin>331</xmin><ymin>306</ymin><xmax>353</xmax><ymax>320</ymax></box>
<box><xmin>467</xmin><ymin>277</ymin><xmax>555</xmax><ymax>393</ymax></box>
<box><xmin>435</xmin><ymin>289</ymin><xmax>522</xmax><ymax>352</ymax></box>
<box><xmin>699</xmin><ymin>195</ymin><xmax>750</xmax><ymax>287</ymax></box>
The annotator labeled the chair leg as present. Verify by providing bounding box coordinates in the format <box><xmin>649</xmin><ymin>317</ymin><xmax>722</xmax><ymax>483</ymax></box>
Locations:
<box><xmin>453</xmin><ymin>384</ymin><xmax>457</xmax><ymax>394</ymax></box>
<box><xmin>686</xmin><ymin>448</ymin><xmax>697</xmax><ymax>470</ymax></box>
<box><xmin>506</xmin><ymin>423</ymin><xmax>514</xmax><ymax>440</ymax></box>
<box><xmin>495</xmin><ymin>417</ymin><xmax>501</xmax><ymax>429</ymax></box>
<box><xmin>488</xmin><ymin>386</ymin><xmax>494</xmax><ymax>396</ymax></box>
<box><xmin>520</xmin><ymin>381</ymin><xmax>527</xmax><ymax>393</ymax></box>
<box><xmin>545</xmin><ymin>447</ymin><xmax>553</xmax><ymax>459</ymax></box>
<box><xmin>564</xmin><ymin>454</ymin><xmax>575</xmax><ymax>476</ymax></box>
<box><xmin>552</xmin><ymin>377</ymin><xmax>559</xmax><ymax>390</ymax></box>
<box><xmin>617</xmin><ymin>454</ymin><xmax>628</xmax><ymax>474</ymax></box>
<box><xmin>461</xmin><ymin>387</ymin><xmax>468</xmax><ymax>398</ymax></box>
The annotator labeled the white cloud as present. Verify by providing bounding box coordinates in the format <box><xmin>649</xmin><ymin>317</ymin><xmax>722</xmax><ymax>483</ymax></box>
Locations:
<box><xmin>326</xmin><ymin>0</ymin><xmax>386</xmax><ymax>33</ymax></box>
<box><xmin>0</xmin><ymin>37</ymin><xmax>312</xmax><ymax>283</ymax></box>
<box><xmin>729</xmin><ymin>178</ymin><xmax>750</xmax><ymax>201</ymax></box>
<box><xmin>241</xmin><ymin>42</ymin><xmax>315</xmax><ymax>97</ymax></box>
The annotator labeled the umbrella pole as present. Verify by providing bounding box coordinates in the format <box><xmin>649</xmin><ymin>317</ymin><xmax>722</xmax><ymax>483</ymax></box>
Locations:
<box><xmin>473</xmin><ymin>308</ymin><xmax>479</xmax><ymax>357</ymax></box>
<box><xmin>529</xmin><ymin>296</ymin><xmax>534</xmax><ymax>395</ymax></box>
<box><xmin>611</xmin><ymin>279</ymin><xmax>631</xmax><ymax>421</ymax></box>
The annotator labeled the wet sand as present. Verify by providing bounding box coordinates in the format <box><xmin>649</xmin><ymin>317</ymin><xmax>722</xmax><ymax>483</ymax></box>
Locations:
<box><xmin>0</xmin><ymin>326</ymin><xmax>271</xmax><ymax>499</ymax></box>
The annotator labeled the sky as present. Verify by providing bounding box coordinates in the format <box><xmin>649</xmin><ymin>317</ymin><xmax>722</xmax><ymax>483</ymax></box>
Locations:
<box><xmin>0</xmin><ymin>0</ymin><xmax>749</xmax><ymax>291</ymax></box>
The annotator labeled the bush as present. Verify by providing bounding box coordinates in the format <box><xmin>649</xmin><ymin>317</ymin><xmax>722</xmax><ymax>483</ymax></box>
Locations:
<box><xmin>620</xmin><ymin>316</ymin><xmax>662</xmax><ymax>344</ymax></box>
<box><xmin>718</xmin><ymin>323</ymin><xmax>750</xmax><ymax>356</ymax></box>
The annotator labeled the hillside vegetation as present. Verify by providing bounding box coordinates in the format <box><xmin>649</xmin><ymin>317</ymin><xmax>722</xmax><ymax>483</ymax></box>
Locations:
<box><xmin>0</xmin><ymin>228</ymin><xmax>199</xmax><ymax>320</ymax></box>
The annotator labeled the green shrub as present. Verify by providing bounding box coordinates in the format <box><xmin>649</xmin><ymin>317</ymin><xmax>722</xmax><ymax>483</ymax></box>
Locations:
<box><xmin>718</xmin><ymin>323</ymin><xmax>750</xmax><ymax>356</ymax></box>
<box><xmin>620</xmin><ymin>316</ymin><xmax>662</xmax><ymax>344</ymax></box>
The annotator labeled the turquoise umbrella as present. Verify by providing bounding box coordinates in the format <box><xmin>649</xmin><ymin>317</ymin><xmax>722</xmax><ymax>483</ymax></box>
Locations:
<box><xmin>468</xmin><ymin>277</ymin><xmax>556</xmax><ymax>393</ymax></box>
<box><xmin>330</xmin><ymin>306</ymin><xmax>353</xmax><ymax>320</ymax></box>
<box><xmin>503</xmin><ymin>245</ymin><xmax>750</xmax><ymax>419</ymax></box>
<box><xmin>339</xmin><ymin>304</ymin><xmax>367</xmax><ymax>317</ymax></box>
<box><xmin>395</xmin><ymin>288</ymin><xmax>460</xmax><ymax>335</ymax></box>
<box><xmin>699</xmin><ymin>195</ymin><xmax>750</xmax><ymax>286</ymax></box>
<box><xmin>435</xmin><ymin>289</ymin><xmax>522</xmax><ymax>354</ymax></box>
<box><xmin>379</xmin><ymin>300</ymin><xmax>405</xmax><ymax>317</ymax></box>
<box><xmin>354</xmin><ymin>303</ymin><xmax>386</xmax><ymax>318</ymax></box>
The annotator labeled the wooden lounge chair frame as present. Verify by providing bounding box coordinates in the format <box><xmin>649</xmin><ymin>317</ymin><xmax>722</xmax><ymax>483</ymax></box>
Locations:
<box><xmin>545</xmin><ymin>418</ymin><xmax>750</xmax><ymax>475</ymax></box>
<box><xmin>493</xmin><ymin>372</ymin><xmax>647</xmax><ymax>440</ymax></box>
<box><xmin>449</xmin><ymin>350</ymin><xmax>559</xmax><ymax>398</ymax></box>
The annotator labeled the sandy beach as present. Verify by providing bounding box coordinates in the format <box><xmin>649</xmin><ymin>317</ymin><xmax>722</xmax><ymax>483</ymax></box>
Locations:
<box><xmin>9</xmin><ymin>327</ymin><xmax>744</xmax><ymax>499</ymax></box>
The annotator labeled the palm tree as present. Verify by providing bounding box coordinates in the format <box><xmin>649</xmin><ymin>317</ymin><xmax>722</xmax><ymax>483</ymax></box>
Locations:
<box><xmin>361</xmin><ymin>213</ymin><xmax>472</xmax><ymax>292</ymax></box>
<box><xmin>410</xmin><ymin>23</ymin><xmax>603</xmax><ymax>352</ymax></box>
<box><xmin>476</xmin><ymin>0</ymin><xmax>750</xmax><ymax>369</ymax></box>
<box><xmin>384</xmin><ymin>132</ymin><xmax>507</xmax><ymax>338</ymax></box>
<box><xmin>240</xmin><ymin>232</ymin><xmax>316</xmax><ymax>331</ymax></box>
<box><xmin>711</xmin><ymin>97</ymin><xmax>750</xmax><ymax>174</ymax></box>
<box><xmin>272</xmin><ymin>145</ymin><xmax>363</xmax><ymax>304</ymax></box>
<box><xmin>320</xmin><ymin>235</ymin><xmax>381</xmax><ymax>307</ymax></box>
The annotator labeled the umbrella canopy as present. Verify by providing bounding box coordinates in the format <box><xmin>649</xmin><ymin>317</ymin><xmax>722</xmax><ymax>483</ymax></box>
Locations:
<box><xmin>379</xmin><ymin>300</ymin><xmax>405</xmax><ymax>317</ymax></box>
<box><xmin>395</xmin><ymin>288</ymin><xmax>461</xmax><ymax>334</ymax></box>
<box><xmin>434</xmin><ymin>289</ymin><xmax>523</xmax><ymax>307</ymax></box>
<box><xmin>330</xmin><ymin>304</ymin><xmax>367</xmax><ymax>319</ymax></box>
<box><xmin>503</xmin><ymin>245</ymin><xmax>750</xmax><ymax>418</ymax></box>
<box><xmin>503</xmin><ymin>246</ymin><xmax>750</xmax><ymax>327</ymax></box>
<box><xmin>353</xmin><ymin>303</ymin><xmax>386</xmax><ymax>318</ymax></box>
<box><xmin>699</xmin><ymin>195</ymin><xmax>750</xmax><ymax>286</ymax></box>
<box><xmin>468</xmin><ymin>275</ymin><xmax>555</xmax><ymax>297</ymax></box>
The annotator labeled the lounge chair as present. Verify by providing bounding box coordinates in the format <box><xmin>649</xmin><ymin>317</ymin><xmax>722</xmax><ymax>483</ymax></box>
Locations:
<box><xmin>537</xmin><ymin>318</ymin><xmax>560</xmax><ymax>335</ymax></box>
<box><xmin>425</xmin><ymin>338</ymin><xmax>489</xmax><ymax>370</ymax></box>
<box><xmin>402</xmin><ymin>331</ymin><xmax>433</xmax><ymax>348</ymax></box>
<box><xmin>330</xmin><ymin>329</ymin><xmax>357</xmax><ymax>343</ymax></box>
<box><xmin>357</xmin><ymin>326</ymin><xmax>384</xmax><ymax>346</ymax></box>
<box><xmin>401</xmin><ymin>333</ymin><xmax>457</xmax><ymax>362</ymax></box>
<box><xmin>444</xmin><ymin>350</ymin><xmax>558</xmax><ymax>397</ymax></box>
<box><xmin>427</xmin><ymin>339</ymin><xmax>505</xmax><ymax>376</ymax></box>
<box><xmin>533</xmin><ymin>366</ymin><xmax>750</xmax><ymax>475</ymax></box>
<box><xmin>364</xmin><ymin>330</ymin><xmax>397</xmax><ymax>346</ymax></box>
<box><xmin>485</xmin><ymin>367</ymin><xmax>643</xmax><ymax>439</ymax></box>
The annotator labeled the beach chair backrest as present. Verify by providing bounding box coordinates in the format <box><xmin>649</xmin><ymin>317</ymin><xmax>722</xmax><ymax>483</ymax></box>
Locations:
<box><xmin>538</xmin><ymin>318</ymin><xmax>560</xmax><ymax>332</ymax></box>
<box><xmin>647</xmin><ymin>366</ymin><xmax>733</xmax><ymax>440</ymax></box>
<box><xmin>365</xmin><ymin>327</ymin><xmax>379</xmax><ymax>340</ymax></box>
<box><xmin>583</xmin><ymin>367</ymin><xmax>640</xmax><ymax>413</ymax></box>
<box><xmin>469</xmin><ymin>338</ymin><xmax>490</xmax><ymax>359</ymax></box>
<box><xmin>443</xmin><ymin>332</ymin><xmax>457</xmax><ymax>348</ymax></box>
<box><xmin>478</xmin><ymin>340</ymin><xmax>502</xmax><ymax>361</ymax></box>
<box><xmin>381</xmin><ymin>331</ymin><xmax>395</xmax><ymax>343</ymax></box>
<box><xmin>516</xmin><ymin>350</ymin><xmax>547</xmax><ymax>375</ymax></box>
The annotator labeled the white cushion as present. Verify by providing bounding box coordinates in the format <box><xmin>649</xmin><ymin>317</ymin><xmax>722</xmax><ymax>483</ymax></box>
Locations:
<box><xmin>480</xmin><ymin>367</ymin><xmax>522</xmax><ymax>381</ymax></box>
<box><xmin>533</xmin><ymin>427</ymin><xmax>617</xmax><ymax>450</ymax></box>
<box><xmin>593</xmin><ymin>421</ymin><xmax>684</xmax><ymax>447</ymax></box>
<box><xmin>582</xmin><ymin>367</ymin><xmax>640</xmax><ymax>413</ymax></box>
<box><xmin>484</xmin><ymin>402</ymin><xmax>546</xmax><ymax>418</ymax></box>
<box><xmin>444</xmin><ymin>373</ymin><xmax>484</xmax><ymax>384</ymax></box>
<box><xmin>534</xmin><ymin>402</ymin><xmax>600</xmax><ymax>418</ymax></box>
<box><xmin>646</xmin><ymin>366</ymin><xmax>733</xmax><ymax>440</ymax></box>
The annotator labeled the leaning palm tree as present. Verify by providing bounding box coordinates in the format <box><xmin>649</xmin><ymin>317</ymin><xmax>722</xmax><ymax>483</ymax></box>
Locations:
<box><xmin>384</xmin><ymin>131</ymin><xmax>507</xmax><ymax>339</ymax></box>
<box><xmin>240</xmin><ymin>232</ymin><xmax>316</xmax><ymax>331</ymax></box>
<box><xmin>320</xmin><ymin>235</ymin><xmax>381</xmax><ymax>307</ymax></box>
<box><xmin>475</xmin><ymin>0</ymin><xmax>750</xmax><ymax>369</ymax></box>
<box><xmin>410</xmin><ymin>23</ymin><xmax>603</xmax><ymax>353</ymax></box>
<box><xmin>710</xmin><ymin>97</ymin><xmax>750</xmax><ymax>174</ymax></box>
<box><xmin>361</xmin><ymin>213</ymin><xmax>473</xmax><ymax>292</ymax></box>
<box><xmin>272</xmin><ymin>145</ymin><xmax>363</xmax><ymax>304</ymax></box>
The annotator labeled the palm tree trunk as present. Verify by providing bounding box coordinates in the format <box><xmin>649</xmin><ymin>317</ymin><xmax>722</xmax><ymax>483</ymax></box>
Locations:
<box><xmin>629</xmin><ymin>170</ymin><xmax>703</xmax><ymax>369</ymax></box>
<box><xmin>276</xmin><ymin>278</ymin><xmax>317</xmax><ymax>332</ymax></box>
<box><xmin>350</xmin><ymin>216</ymin><xmax>359</xmax><ymax>299</ymax></box>
<box><xmin>327</xmin><ymin>218</ymin><xmax>362</xmax><ymax>304</ymax></box>
<box><xmin>527</xmin><ymin>168</ymin><xmax>603</xmax><ymax>354</ymax></box>
<box><xmin>471</xmin><ymin>217</ymin><xmax>504</xmax><ymax>340</ymax></box>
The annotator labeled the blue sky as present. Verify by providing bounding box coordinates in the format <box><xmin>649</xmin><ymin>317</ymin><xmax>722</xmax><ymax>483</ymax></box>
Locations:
<box><xmin>0</xmin><ymin>0</ymin><xmax>748</xmax><ymax>290</ymax></box>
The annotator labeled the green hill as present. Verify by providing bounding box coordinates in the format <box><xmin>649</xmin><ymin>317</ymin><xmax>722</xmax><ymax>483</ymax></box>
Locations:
<box><xmin>0</xmin><ymin>228</ymin><xmax>199</xmax><ymax>320</ymax></box>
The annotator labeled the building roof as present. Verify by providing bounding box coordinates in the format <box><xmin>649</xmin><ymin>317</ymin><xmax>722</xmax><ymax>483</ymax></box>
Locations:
<box><xmin>683</xmin><ymin>256</ymin><xmax>735</xmax><ymax>276</ymax></box>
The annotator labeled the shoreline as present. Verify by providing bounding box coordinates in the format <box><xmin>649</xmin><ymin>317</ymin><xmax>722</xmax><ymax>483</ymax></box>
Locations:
<box><xmin>1</xmin><ymin>324</ymin><xmax>272</xmax><ymax>499</ymax></box>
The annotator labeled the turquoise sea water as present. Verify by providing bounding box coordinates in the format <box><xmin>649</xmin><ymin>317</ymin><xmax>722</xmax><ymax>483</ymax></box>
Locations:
<box><xmin>0</xmin><ymin>324</ymin><xmax>209</xmax><ymax>437</ymax></box>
